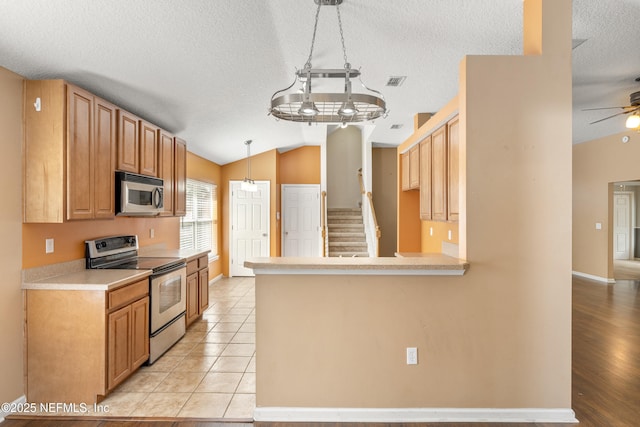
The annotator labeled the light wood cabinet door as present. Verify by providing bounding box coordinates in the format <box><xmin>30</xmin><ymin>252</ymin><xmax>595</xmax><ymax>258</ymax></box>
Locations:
<box><xmin>431</xmin><ymin>125</ymin><xmax>448</xmax><ymax>221</ymax></box>
<box><xmin>401</xmin><ymin>152</ymin><xmax>411</xmax><ymax>191</ymax></box>
<box><xmin>66</xmin><ymin>85</ymin><xmax>94</xmax><ymax>220</ymax></box>
<box><xmin>409</xmin><ymin>145</ymin><xmax>420</xmax><ymax>190</ymax></box>
<box><xmin>94</xmin><ymin>98</ymin><xmax>117</xmax><ymax>219</ymax></box>
<box><xmin>186</xmin><ymin>273</ymin><xmax>199</xmax><ymax>326</ymax></box>
<box><xmin>108</xmin><ymin>305</ymin><xmax>132</xmax><ymax>390</ymax></box>
<box><xmin>131</xmin><ymin>297</ymin><xmax>150</xmax><ymax>370</ymax></box>
<box><xmin>117</xmin><ymin>110</ymin><xmax>139</xmax><ymax>173</ymax></box>
<box><xmin>139</xmin><ymin>120</ymin><xmax>159</xmax><ymax>177</ymax></box>
<box><xmin>419</xmin><ymin>136</ymin><xmax>432</xmax><ymax>220</ymax></box>
<box><xmin>158</xmin><ymin>130</ymin><xmax>175</xmax><ymax>216</ymax></box>
<box><xmin>198</xmin><ymin>268</ymin><xmax>209</xmax><ymax>314</ymax></box>
<box><xmin>447</xmin><ymin>116</ymin><xmax>460</xmax><ymax>222</ymax></box>
<box><xmin>174</xmin><ymin>137</ymin><xmax>187</xmax><ymax>216</ymax></box>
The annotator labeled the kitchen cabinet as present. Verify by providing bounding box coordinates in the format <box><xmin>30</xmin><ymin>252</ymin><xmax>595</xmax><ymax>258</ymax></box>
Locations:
<box><xmin>107</xmin><ymin>282</ymin><xmax>149</xmax><ymax>390</ymax></box>
<box><xmin>401</xmin><ymin>145</ymin><xmax>420</xmax><ymax>191</ymax></box>
<box><xmin>409</xmin><ymin>144</ymin><xmax>420</xmax><ymax>189</ymax></box>
<box><xmin>24</xmin><ymin>79</ymin><xmax>184</xmax><ymax>221</ymax></box>
<box><xmin>186</xmin><ymin>254</ymin><xmax>210</xmax><ymax>327</ymax></box>
<box><xmin>419</xmin><ymin>135</ymin><xmax>432</xmax><ymax>220</ymax></box>
<box><xmin>24</xmin><ymin>80</ymin><xmax>116</xmax><ymax>222</ymax></box>
<box><xmin>447</xmin><ymin>116</ymin><xmax>460</xmax><ymax>221</ymax></box>
<box><xmin>139</xmin><ymin>120</ymin><xmax>159</xmax><ymax>177</ymax></box>
<box><xmin>117</xmin><ymin>114</ymin><xmax>159</xmax><ymax>178</ymax></box>
<box><xmin>431</xmin><ymin>125</ymin><xmax>448</xmax><ymax>221</ymax></box>
<box><xmin>26</xmin><ymin>276</ymin><xmax>150</xmax><ymax>403</ymax></box>
<box><xmin>417</xmin><ymin>114</ymin><xmax>460</xmax><ymax>223</ymax></box>
<box><xmin>158</xmin><ymin>129</ymin><xmax>175</xmax><ymax>216</ymax></box>
<box><xmin>116</xmin><ymin>110</ymin><xmax>139</xmax><ymax>174</ymax></box>
<box><xmin>174</xmin><ymin>137</ymin><xmax>187</xmax><ymax>216</ymax></box>
<box><xmin>401</xmin><ymin>151</ymin><xmax>411</xmax><ymax>191</ymax></box>
<box><xmin>158</xmin><ymin>133</ymin><xmax>187</xmax><ymax>217</ymax></box>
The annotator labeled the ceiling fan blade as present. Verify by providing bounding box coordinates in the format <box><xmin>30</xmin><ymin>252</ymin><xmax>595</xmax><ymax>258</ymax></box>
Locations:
<box><xmin>582</xmin><ymin>106</ymin><xmax>631</xmax><ymax>111</ymax></box>
<box><xmin>589</xmin><ymin>108</ymin><xmax>638</xmax><ymax>125</ymax></box>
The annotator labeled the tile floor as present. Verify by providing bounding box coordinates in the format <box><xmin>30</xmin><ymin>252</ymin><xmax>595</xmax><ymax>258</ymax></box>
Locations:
<box><xmin>95</xmin><ymin>276</ymin><xmax>256</xmax><ymax>419</ymax></box>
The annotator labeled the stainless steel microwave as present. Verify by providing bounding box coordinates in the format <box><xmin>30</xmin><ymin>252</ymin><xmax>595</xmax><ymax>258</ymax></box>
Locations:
<box><xmin>116</xmin><ymin>171</ymin><xmax>164</xmax><ymax>216</ymax></box>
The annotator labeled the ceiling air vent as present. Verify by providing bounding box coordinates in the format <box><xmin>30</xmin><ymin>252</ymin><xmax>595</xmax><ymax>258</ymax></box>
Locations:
<box><xmin>386</xmin><ymin>76</ymin><xmax>407</xmax><ymax>87</ymax></box>
<box><xmin>390</xmin><ymin>124</ymin><xmax>404</xmax><ymax>130</ymax></box>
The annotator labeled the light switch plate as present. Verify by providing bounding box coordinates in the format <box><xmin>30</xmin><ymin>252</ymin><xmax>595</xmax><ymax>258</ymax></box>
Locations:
<box><xmin>595</xmin><ymin>222</ymin><xmax>602</xmax><ymax>230</ymax></box>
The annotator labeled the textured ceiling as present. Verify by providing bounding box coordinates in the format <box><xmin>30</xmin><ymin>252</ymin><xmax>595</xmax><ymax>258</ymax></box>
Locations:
<box><xmin>1</xmin><ymin>0</ymin><xmax>638</xmax><ymax>165</ymax></box>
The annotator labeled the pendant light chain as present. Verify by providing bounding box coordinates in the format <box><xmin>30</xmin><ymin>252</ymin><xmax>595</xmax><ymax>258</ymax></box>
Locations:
<box><xmin>336</xmin><ymin>4</ymin><xmax>350</xmax><ymax>70</ymax></box>
<box><xmin>305</xmin><ymin>1</ymin><xmax>323</xmax><ymax>69</ymax></box>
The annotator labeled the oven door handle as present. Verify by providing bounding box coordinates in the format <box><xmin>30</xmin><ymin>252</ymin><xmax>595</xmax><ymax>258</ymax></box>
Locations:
<box><xmin>151</xmin><ymin>262</ymin><xmax>186</xmax><ymax>277</ymax></box>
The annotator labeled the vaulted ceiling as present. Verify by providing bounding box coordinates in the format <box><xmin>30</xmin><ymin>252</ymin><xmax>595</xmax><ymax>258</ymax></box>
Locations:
<box><xmin>1</xmin><ymin>0</ymin><xmax>638</xmax><ymax>165</ymax></box>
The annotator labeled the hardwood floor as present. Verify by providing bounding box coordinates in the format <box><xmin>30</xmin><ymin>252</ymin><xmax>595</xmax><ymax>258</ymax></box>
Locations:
<box><xmin>5</xmin><ymin>275</ymin><xmax>639</xmax><ymax>427</ymax></box>
<box><xmin>571</xmin><ymin>276</ymin><xmax>640</xmax><ymax>426</ymax></box>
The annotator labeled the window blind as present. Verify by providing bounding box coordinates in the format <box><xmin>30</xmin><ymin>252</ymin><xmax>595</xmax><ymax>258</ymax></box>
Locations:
<box><xmin>180</xmin><ymin>179</ymin><xmax>217</xmax><ymax>256</ymax></box>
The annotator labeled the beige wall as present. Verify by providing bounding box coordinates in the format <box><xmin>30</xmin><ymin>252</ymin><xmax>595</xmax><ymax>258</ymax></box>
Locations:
<box><xmin>327</xmin><ymin>127</ymin><xmax>362</xmax><ymax>208</ymax></box>
<box><xmin>372</xmin><ymin>147</ymin><xmax>397</xmax><ymax>256</ymax></box>
<box><xmin>573</xmin><ymin>131</ymin><xmax>640</xmax><ymax>280</ymax></box>
<box><xmin>256</xmin><ymin>0</ymin><xmax>572</xmax><ymax>411</ymax></box>
<box><xmin>0</xmin><ymin>66</ymin><xmax>25</xmax><ymax>406</ymax></box>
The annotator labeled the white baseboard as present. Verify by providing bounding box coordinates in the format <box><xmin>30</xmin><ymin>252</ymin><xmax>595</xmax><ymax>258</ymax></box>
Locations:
<box><xmin>0</xmin><ymin>395</ymin><xmax>26</xmax><ymax>422</ymax></box>
<box><xmin>209</xmin><ymin>273</ymin><xmax>223</xmax><ymax>284</ymax></box>
<box><xmin>253</xmin><ymin>407</ymin><xmax>578</xmax><ymax>423</ymax></box>
<box><xmin>572</xmin><ymin>270</ymin><xmax>615</xmax><ymax>283</ymax></box>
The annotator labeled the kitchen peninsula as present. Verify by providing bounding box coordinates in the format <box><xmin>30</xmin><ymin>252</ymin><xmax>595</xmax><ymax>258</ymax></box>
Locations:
<box><xmin>245</xmin><ymin>255</ymin><xmax>474</xmax><ymax>421</ymax></box>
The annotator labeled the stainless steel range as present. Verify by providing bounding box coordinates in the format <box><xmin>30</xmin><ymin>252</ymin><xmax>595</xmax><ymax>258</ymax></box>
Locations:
<box><xmin>86</xmin><ymin>235</ymin><xmax>187</xmax><ymax>364</ymax></box>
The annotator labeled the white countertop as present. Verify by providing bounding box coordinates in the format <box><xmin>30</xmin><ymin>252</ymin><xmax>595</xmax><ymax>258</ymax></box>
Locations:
<box><xmin>245</xmin><ymin>254</ymin><xmax>469</xmax><ymax>276</ymax></box>
<box><xmin>138</xmin><ymin>247</ymin><xmax>210</xmax><ymax>262</ymax></box>
<box><xmin>22</xmin><ymin>269</ymin><xmax>152</xmax><ymax>291</ymax></box>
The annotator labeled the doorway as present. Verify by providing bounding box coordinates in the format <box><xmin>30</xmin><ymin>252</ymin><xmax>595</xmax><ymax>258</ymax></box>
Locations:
<box><xmin>613</xmin><ymin>191</ymin><xmax>633</xmax><ymax>260</ymax></box>
<box><xmin>229</xmin><ymin>180</ymin><xmax>270</xmax><ymax>277</ymax></box>
<box><xmin>281</xmin><ymin>184</ymin><xmax>321</xmax><ymax>257</ymax></box>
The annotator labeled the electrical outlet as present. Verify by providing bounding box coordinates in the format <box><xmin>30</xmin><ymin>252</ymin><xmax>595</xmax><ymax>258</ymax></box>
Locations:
<box><xmin>149</xmin><ymin>228</ymin><xmax>155</xmax><ymax>238</ymax></box>
<box><xmin>406</xmin><ymin>347</ymin><xmax>418</xmax><ymax>365</ymax></box>
<box><xmin>448</xmin><ymin>230</ymin><xmax>452</xmax><ymax>240</ymax></box>
<box><xmin>45</xmin><ymin>238</ymin><xmax>54</xmax><ymax>254</ymax></box>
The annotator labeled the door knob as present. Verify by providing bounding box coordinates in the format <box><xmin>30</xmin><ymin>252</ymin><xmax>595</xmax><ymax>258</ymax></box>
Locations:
<box><xmin>262</xmin><ymin>233</ymin><xmax>268</xmax><ymax>237</ymax></box>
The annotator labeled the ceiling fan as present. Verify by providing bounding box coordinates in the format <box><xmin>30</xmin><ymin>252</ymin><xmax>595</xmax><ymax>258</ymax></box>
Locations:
<box><xmin>585</xmin><ymin>90</ymin><xmax>640</xmax><ymax>126</ymax></box>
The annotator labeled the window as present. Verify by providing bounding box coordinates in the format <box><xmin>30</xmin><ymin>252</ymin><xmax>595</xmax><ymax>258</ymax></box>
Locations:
<box><xmin>180</xmin><ymin>179</ymin><xmax>217</xmax><ymax>257</ymax></box>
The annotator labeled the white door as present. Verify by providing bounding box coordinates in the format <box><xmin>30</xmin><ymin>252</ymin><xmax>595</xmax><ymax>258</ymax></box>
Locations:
<box><xmin>282</xmin><ymin>184</ymin><xmax>321</xmax><ymax>257</ymax></box>
<box><xmin>613</xmin><ymin>192</ymin><xmax>632</xmax><ymax>260</ymax></box>
<box><xmin>230</xmin><ymin>181</ymin><xmax>270</xmax><ymax>276</ymax></box>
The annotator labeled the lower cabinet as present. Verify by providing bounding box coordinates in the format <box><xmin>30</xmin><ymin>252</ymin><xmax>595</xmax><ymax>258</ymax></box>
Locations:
<box><xmin>25</xmin><ymin>277</ymin><xmax>150</xmax><ymax>404</ymax></box>
<box><xmin>186</xmin><ymin>254</ymin><xmax>210</xmax><ymax>327</ymax></box>
<box><xmin>107</xmin><ymin>292</ymin><xmax>149</xmax><ymax>391</ymax></box>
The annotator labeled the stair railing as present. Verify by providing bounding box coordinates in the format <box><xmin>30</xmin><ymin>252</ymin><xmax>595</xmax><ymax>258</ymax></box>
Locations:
<box><xmin>358</xmin><ymin>169</ymin><xmax>381</xmax><ymax>257</ymax></box>
<box><xmin>321</xmin><ymin>190</ymin><xmax>328</xmax><ymax>257</ymax></box>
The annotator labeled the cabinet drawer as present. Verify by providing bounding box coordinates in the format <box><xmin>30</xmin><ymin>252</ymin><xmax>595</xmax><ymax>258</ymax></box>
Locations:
<box><xmin>108</xmin><ymin>279</ymin><xmax>148</xmax><ymax>311</ymax></box>
<box><xmin>198</xmin><ymin>255</ymin><xmax>208</xmax><ymax>269</ymax></box>
<box><xmin>187</xmin><ymin>259</ymin><xmax>198</xmax><ymax>275</ymax></box>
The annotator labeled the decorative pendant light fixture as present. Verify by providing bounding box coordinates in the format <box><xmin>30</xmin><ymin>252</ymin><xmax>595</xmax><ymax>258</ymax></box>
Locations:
<box><xmin>241</xmin><ymin>140</ymin><xmax>258</xmax><ymax>192</ymax></box>
<box><xmin>269</xmin><ymin>0</ymin><xmax>387</xmax><ymax>125</ymax></box>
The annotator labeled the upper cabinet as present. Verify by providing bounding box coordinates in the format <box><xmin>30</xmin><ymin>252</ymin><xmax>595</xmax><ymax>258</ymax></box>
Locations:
<box><xmin>419</xmin><ymin>135</ymin><xmax>432</xmax><ymax>220</ymax></box>
<box><xmin>447</xmin><ymin>116</ymin><xmax>460</xmax><ymax>222</ymax></box>
<box><xmin>431</xmin><ymin>125</ymin><xmax>448</xmax><ymax>221</ymax></box>
<box><xmin>401</xmin><ymin>113</ymin><xmax>460</xmax><ymax>224</ymax></box>
<box><xmin>116</xmin><ymin>110</ymin><xmax>139</xmax><ymax>174</ymax></box>
<box><xmin>158</xmin><ymin>130</ymin><xmax>175</xmax><ymax>216</ymax></box>
<box><xmin>139</xmin><ymin>120</ymin><xmax>159</xmax><ymax>177</ymax></box>
<box><xmin>117</xmin><ymin>113</ymin><xmax>158</xmax><ymax>178</ymax></box>
<box><xmin>24</xmin><ymin>80</ymin><xmax>117</xmax><ymax>222</ymax></box>
<box><xmin>174</xmin><ymin>137</ymin><xmax>187</xmax><ymax>217</ymax></box>
<box><xmin>24</xmin><ymin>79</ymin><xmax>187</xmax><ymax>222</ymax></box>
<box><xmin>401</xmin><ymin>145</ymin><xmax>420</xmax><ymax>191</ymax></box>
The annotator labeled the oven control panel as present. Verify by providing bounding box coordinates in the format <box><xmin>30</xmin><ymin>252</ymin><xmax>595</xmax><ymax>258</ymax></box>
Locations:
<box><xmin>85</xmin><ymin>235</ymin><xmax>138</xmax><ymax>259</ymax></box>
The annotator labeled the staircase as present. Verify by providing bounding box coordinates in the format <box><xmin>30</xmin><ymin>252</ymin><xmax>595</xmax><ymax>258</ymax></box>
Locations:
<box><xmin>327</xmin><ymin>208</ymin><xmax>369</xmax><ymax>257</ymax></box>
